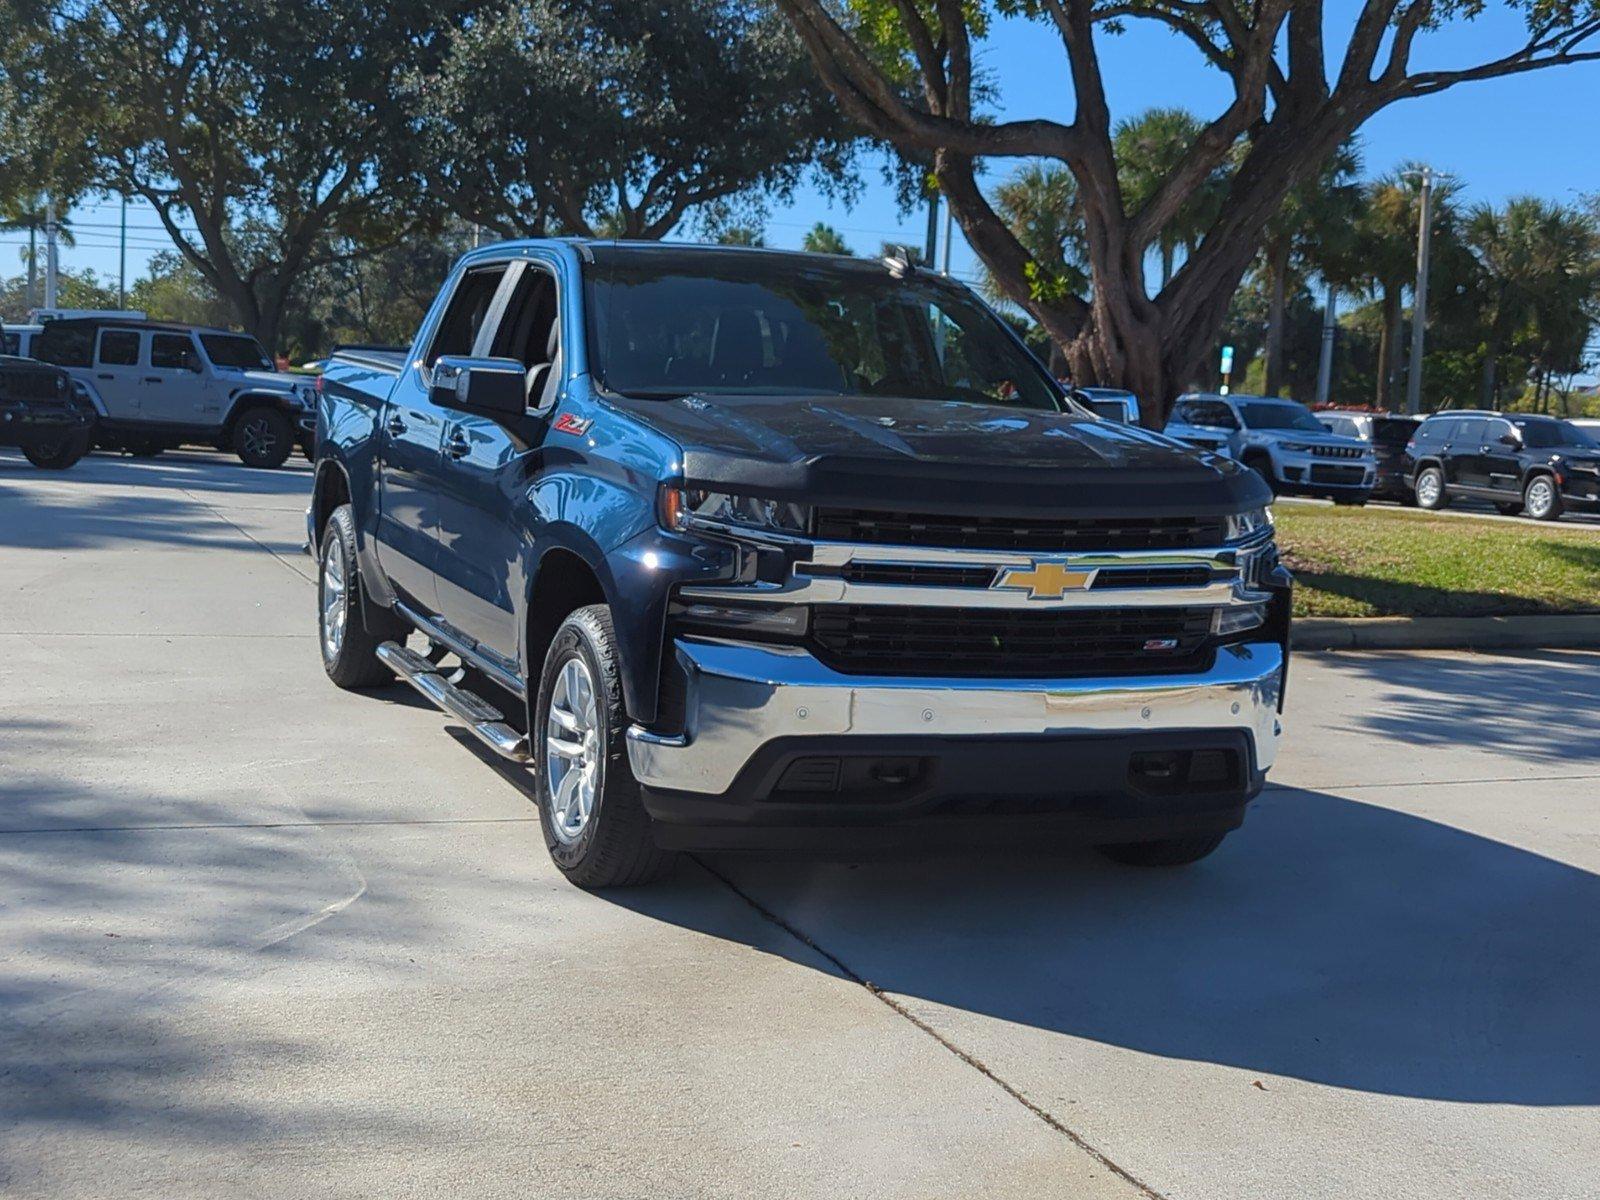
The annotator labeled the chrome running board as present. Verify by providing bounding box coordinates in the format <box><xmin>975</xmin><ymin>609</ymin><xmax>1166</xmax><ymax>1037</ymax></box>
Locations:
<box><xmin>377</xmin><ymin>641</ymin><xmax>531</xmax><ymax>764</ymax></box>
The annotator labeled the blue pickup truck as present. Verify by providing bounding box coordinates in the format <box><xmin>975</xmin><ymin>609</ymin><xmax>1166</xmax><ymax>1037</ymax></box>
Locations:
<box><xmin>310</xmin><ymin>240</ymin><xmax>1291</xmax><ymax>888</ymax></box>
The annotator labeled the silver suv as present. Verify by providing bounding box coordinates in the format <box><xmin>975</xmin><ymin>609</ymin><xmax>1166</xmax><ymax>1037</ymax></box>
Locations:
<box><xmin>1164</xmin><ymin>393</ymin><xmax>1376</xmax><ymax>505</ymax></box>
<box><xmin>31</xmin><ymin>318</ymin><xmax>316</xmax><ymax>467</ymax></box>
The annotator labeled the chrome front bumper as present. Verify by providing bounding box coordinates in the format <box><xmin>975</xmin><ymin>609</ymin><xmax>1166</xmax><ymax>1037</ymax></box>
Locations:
<box><xmin>626</xmin><ymin>638</ymin><xmax>1285</xmax><ymax>797</ymax></box>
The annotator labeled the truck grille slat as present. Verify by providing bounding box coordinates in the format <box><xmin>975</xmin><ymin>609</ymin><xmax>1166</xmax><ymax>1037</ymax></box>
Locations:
<box><xmin>813</xmin><ymin>508</ymin><xmax>1225</xmax><ymax>552</ymax></box>
<box><xmin>810</xmin><ymin>605</ymin><xmax>1214</xmax><ymax>677</ymax></box>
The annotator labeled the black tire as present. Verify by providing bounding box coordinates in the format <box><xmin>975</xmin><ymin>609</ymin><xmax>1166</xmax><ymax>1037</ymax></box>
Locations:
<box><xmin>1523</xmin><ymin>474</ymin><xmax>1563</xmax><ymax>521</ymax></box>
<box><xmin>1495</xmin><ymin>501</ymin><xmax>1523</xmax><ymax>516</ymax></box>
<box><xmin>318</xmin><ymin>504</ymin><xmax>403</xmax><ymax>689</ymax></box>
<box><xmin>1414</xmin><ymin>465</ymin><xmax>1448</xmax><ymax>510</ymax></box>
<box><xmin>22</xmin><ymin>433</ymin><xmax>90</xmax><ymax>470</ymax></box>
<box><xmin>534</xmin><ymin>604</ymin><xmax>675</xmax><ymax>888</ymax></box>
<box><xmin>233</xmin><ymin>405</ymin><xmax>294</xmax><ymax>468</ymax></box>
<box><xmin>1097</xmin><ymin>833</ymin><xmax>1227</xmax><ymax>867</ymax></box>
<box><xmin>1242</xmin><ymin>452</ymin><xmax>1278</xmax><ymax>496</ymax></box>
<box><xmin>126</xmin><ymin>436</ymin><xmax>165</xmax><ymax>458</ymax></box>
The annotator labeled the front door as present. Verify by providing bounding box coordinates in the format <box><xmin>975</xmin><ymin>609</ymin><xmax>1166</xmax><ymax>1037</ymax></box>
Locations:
<box><xmin>1446</xmin><ymin>417</ymin><xmax>1488</xmax><ymax>488</ymax></box>
<box><xmin>375</xmin><ymin>261</ymin><xmax>511</xmax><ymax>614</ymax></box>
<box><xmin>92</xmin><ymin>328</ymin><xmax>145</xmax><ymax>420</ymax></box>
<box><xmin>145</xmin><ymin>332</ymin><xmax>206</xmax><ymax>425</ymax></box>
<box><xmin>1479</xmin><ymin>417</ymin><xmax>1523</xmax><ymax>493</ymax></box>
<box><xmin>434</xmin><ymin>261</ymin><xmax>561</xmax><ymax>669</ymax></box>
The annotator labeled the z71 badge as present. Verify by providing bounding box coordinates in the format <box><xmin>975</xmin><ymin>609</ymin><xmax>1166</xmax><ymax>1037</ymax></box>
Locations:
<box><xmin>552</xmin><ymin>413</ymin><xmax>593</xmax><ymax>436</ymax></box>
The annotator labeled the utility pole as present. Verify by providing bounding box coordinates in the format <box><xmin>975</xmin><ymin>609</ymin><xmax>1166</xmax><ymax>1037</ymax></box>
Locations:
<box><xmin>43</xmin><ymin>197</ymin><xmax>59</xmax><ymax>311</ymax></box>
<box><xmin>1315</xmin><ymin>282</ymin><xmax>1337</xmax><ymax>405</ymax></box>
<box><xmin>940</xmin><ymin>201</ymin><xmax>953</xmax><ymax>277</ymax></box>
<box><xmin>1405</xmin><ymin>167</ymin><xmax>1437</xmax><ymax>416</ymax></box>
<box><xmin>26</xmin><ymin>224</ymin><xmax>37</xmax><ymax>311</ymax></box>
<box><xmin>118</xmin><ymin>194</ymin><xmax>128</xmax><ymax>309</ymax></box>
<box><xmin>923</xmin><ymin>194</ymin><xmax>939</xmax><ymax>267</ymax></box>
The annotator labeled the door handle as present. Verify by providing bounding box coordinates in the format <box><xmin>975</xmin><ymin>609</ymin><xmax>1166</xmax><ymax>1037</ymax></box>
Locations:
<box><xmin>97</xmin><ymin>373</ymin><xmax>114</xmax><ymax>380</ymax></box>
<box><xmin>386</xmin><ymin>415</ymin><xmax>408</xmax><ymax>436</ymax></box>
<box><xmin>444</xmin><ymin>430</ymin><xmax>471</xmax><ymax>460</ymax></box>
<box><xmin>144</xmin><ymin>377</ymin><xmax>162</xmax><ymax>383</ymax></box>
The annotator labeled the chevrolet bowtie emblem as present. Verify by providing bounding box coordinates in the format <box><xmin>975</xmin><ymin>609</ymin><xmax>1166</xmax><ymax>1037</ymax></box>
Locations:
<box><xmin>996</xmin><ymin>561</ymin><xmax>1097</xmax><ymax>599</ymax></box>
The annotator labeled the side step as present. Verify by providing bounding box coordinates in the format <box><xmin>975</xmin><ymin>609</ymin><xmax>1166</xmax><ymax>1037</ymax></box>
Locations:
<box><xmin>377</xmin><ymin>641</ymin><xmax>531</xmax><ymax>764</ymax></box>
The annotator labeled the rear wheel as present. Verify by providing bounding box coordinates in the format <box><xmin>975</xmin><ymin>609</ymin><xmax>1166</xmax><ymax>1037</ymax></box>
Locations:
<box><xmin>1097</xmin><ymin>833</ymin><xmax>1227</xmax><ymax>867</ymax></box>
<box><xmin>1523</xmin><ymin>474</ymin><xmax>1563</xmax><ymax>521</ymax></box>
<box><xmin>1414</xmin><ymin>466</ymin><xmax>1447</xmax><ymax>510</ymax></box>
<box><xmin>233</xmin><ymin>405</ymin><xmax>293</xmax><ymax>468</ymax></box>
<box><xmin>535</xmin><ymin>605</ymin><xmax>675</xmax><ymax>888</ymax></box>
<box><xmin>318</xmin><ymin>504</ymin><xmax>402</xmax><ymax>689</ymax></box>
<box><xmin>22</xmin><ymin>433</ymin><xmax>90</xmax><ymax>470</ymax></box>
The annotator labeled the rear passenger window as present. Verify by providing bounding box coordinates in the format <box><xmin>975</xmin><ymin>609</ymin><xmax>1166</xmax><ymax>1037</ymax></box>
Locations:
<box><xmin>97</xmin><ymin>330</ymin><xmax>140</xmax><ymax>366</ymax></box>
<box><xmin>427</xmin><ymin>266</ymin><xmax>508</xmax><ymax>366</ymax></box>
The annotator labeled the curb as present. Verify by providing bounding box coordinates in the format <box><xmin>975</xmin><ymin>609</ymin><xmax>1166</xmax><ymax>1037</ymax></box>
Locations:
<box><xmin>1292</xmin><ymin>613</ymin><xmax>1600</xmax><ymax>651</ymax></box>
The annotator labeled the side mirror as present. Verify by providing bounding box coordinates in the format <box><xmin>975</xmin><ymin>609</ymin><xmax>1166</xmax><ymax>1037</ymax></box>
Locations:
<box><xmin>1499</xmin><ymin>433</ymin><xmax>1520</xmax><ymax>447</ymax></box>
<box><xmin>431</xmin><ymin>355</ymin><xmax>527</xmax><ymax>418</ymax></box>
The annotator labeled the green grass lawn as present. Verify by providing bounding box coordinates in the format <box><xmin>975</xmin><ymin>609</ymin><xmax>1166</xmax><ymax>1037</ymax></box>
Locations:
<box><xmin>1274</xmin><ymin>503</ymin><xmax>1600</xmax><ymax>618</ymax></box>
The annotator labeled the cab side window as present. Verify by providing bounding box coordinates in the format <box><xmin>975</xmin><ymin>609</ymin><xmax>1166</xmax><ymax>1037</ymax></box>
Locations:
<box><xmin>97</xmin><ymin>330</ymin><xmax>141</xmax><ymax>366</ymax></box>
<box><xmin>427</xmin><ymin>266</ymin><xmax>508</xmax><ymax>366</ymax></box>
<box><xmin>487</xmin><ymin>264</ymin><xmax>561</xmax><ymax>410</ymax></box>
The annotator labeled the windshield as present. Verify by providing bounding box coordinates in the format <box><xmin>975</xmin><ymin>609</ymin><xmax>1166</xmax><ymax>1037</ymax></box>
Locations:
<box><xmin>1238</xmin><ymin>401</ymin><xmax>1325</xmax><ymax>432</ymax></box>
<box><xmin>200</xmin><ymin>334</ymin><xmax>272</xmax><ymax>370</ymax></box>
<box><xmin>585</xmin><ymin>253</ymin><xmax>1063</xmax><ymax>411</ymax></box>
<box><xmin>1519</xmin><ymin>419</ymin><xmax>1594</xmax><ymax>449</ymax></box>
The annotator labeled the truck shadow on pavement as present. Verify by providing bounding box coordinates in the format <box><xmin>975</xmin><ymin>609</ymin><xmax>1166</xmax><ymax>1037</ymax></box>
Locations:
<box><xmin>616</xmin><ymin>785</ymin><xmax>1599</xmax><ymax>1107</ymax></box>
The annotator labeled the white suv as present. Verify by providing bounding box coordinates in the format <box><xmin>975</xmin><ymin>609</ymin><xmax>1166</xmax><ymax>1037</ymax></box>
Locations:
<box><xmin>31</xmin><ymin>318</ymin><xmax>316</xmax><ymax>467</ymax></box>
<box><xmin>1164</xmin><ymin>393</ymin><xmax>1376</xmax><ymax>505</ymax></box>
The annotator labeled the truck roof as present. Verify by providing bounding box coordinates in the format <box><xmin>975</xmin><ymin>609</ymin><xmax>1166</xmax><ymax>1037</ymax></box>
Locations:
<box><xmin>463</xmin><ymin>237</ymin><xmax>958</xmax><ymax>280</ymax></box>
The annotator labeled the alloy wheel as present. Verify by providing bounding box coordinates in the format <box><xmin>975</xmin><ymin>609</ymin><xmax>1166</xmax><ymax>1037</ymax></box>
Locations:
<box><xmin>545</xmin><ymin>656</ymin><xmax>601</xmax><ymax>844</ymax></box>
<box><xmin>320</xmin><ymin>541</ymin><xmax>347</xmax><ymax>660</ymax></box>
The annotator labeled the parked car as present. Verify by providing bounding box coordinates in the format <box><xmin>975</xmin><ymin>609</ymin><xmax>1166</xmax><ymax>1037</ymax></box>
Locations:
<box><xmin>30</xmin><ymin>318</ymin><xmax>317</xmax><ymax>467</ymax></box>
<box><xmin>1073</xmin><ymin>386</ymin><xmax>1141</xmax><ymax>425</ymax></box>
<box><xmin>1316</xmin><ymin>409</ymin><xmax>1421</xmax><ymax>503</ymax></box>
<box><xmin>1</xmin><ymin>324</ymin><xmax>44</xmax><ymax>358</ymax></box>
<box><xmin>1407</xmin><ymin>410</ymin><xmax>1600</xmax><ymax>520</ymax></box>
<box><xmin>1164</xmin><ymin>393</ymin><xmax>1376</xmax><ymax>504</ymax></box>
<box><xmin>309</xmin><ymin>240</ymin><xmax>1292</xmax><ymax>888</ymax></box>
<box><xmin>0</xmin><ymin>354</ymin><xmax>96</xmax><ymax>469</ymax></box>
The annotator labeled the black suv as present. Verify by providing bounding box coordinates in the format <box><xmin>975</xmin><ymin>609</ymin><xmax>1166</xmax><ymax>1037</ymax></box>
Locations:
<box><xmin>1408</xmin><ymin>411</ymin><xmax>1600</xmax><ymax>521</ymax></box>
<box><xmin>0</xmin><ymin>354</ymin><xmax>96</xmax><ymax>470</ymax></box>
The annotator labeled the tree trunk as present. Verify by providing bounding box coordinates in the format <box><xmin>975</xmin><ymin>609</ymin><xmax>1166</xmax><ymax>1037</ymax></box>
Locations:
<box><xmin>1263</xmin><ymin>238</ymin><xmax>1291</xmax><ymax>397</ymax></box>
<box><xmin>1480</xmin><ymin>332</ymin><xmax>1500</xmax><ymax>408</ymax></box>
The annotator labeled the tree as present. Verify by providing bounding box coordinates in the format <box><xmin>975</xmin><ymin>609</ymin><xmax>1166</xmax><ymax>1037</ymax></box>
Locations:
<box><xmin>0</xmin><ymin>192</ymin><xmax>76</xmax><ymax>312</ymax></box>
<box><xmin>802</xmin><ymin>222</ymin><xmax>854</xmax><ymax>254</ymax></box>
<box><xmin>3</xmin><ymin>0</ymin><xmax>456</xmax><ymax>351</ymax></box>
<box><xmin>1257</xmin><ymin>140</ymin><xmax>1363</xmax><ymax>396</ymax></box>
<box><xmin>774</xmin><ymin>0</ymin><xmax>1600</xmax><ymax>424</ymax></box>
<box><xmin>1112</xmin><ymin>108</ymin><xmax>1223</xmax><ymax>289</ymax></box>
<box><xmin>416</xmin><ymin>0</ymin><xmax>858</xmax><ymax>240</ymax></box>
<box><xmin>982</xmin><ymin>161</ymin><xmax>1086</xmax><ymax>370</ymax></box>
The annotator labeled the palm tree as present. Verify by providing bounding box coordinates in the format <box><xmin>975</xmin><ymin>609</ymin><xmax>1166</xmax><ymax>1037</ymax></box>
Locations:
<box><xmin>1465</xmin><ymin>197</ymin><xmax>1600</xmax><ymax>407</ymax></box>
<box><xmin>983</xmin><ymin>161</ymin><xmax>1087</xmax><ymax>372</ymax></box>
<box><xmin>0</xmin><ymin>192</ymin><xmax>76</xmax><ymax>311</ymax></box>
<box><xmin>1114</xmin><ymin>108</ymin><xmax>1224</xmax><ymax>288</ymax></box>
<box><xmin>1352</xmin><ymin>166</ymin><xmax>1463</xmax><ymax>409</ymax></box>
<box><xmin>1256</xmin><ymin>140</ymin><xmax>1363</xmax><ymax>396</ymax></box>
<box><xmin>802</xmin><ymin>222</ymin><xmax>852</xmax><ymax>255</ymax></box>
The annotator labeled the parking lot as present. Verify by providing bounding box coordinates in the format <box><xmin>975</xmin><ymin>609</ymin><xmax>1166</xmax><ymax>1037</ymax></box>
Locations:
<box><xmin>2</xmin><ymin>448</ymin><xmax>1596</xmax><ymax>1199</ymax></box>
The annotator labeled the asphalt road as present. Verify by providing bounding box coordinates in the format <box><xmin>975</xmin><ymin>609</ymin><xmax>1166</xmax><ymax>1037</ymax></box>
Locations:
<box><xmin>2</xmin><ymin>448</ymin><xmax>1596</xmax><ymax>1199</ymax></box>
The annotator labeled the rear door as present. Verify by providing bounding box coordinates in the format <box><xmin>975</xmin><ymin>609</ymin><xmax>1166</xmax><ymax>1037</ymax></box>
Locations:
<box><xmin>376</xmin><ymin>261</ymin><xmax>511</xmax><ymax>613</ymax></box>
<box><xmin>434</xmin><ymin>258</ymin><xmax>563</xmax><ymax>668</ymax></box>
<box><xmin>92</xmin><ymin>328</ymin><xmax>146</xmax><ymax>419</ymax></box>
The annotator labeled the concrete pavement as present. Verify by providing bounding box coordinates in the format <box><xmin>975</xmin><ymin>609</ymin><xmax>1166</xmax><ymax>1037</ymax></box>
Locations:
<box><xmin>2</xmin><ymin>448</ymin><xmax>1596</xmax><ymax>1198</ymax></box>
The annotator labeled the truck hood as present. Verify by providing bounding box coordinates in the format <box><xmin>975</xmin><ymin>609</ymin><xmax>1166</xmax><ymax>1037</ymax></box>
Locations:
<box><xmin>612</xmin><ymin>392</ymin><xmax>1269</xmax><ymax>519</ymax></box>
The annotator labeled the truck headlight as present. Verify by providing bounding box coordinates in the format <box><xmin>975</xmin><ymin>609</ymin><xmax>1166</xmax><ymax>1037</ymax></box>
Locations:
<box><xmin>659</xmin><ymin>486</ymin><xmax>809</xmax><ymax>536</ymax></box>
<box><xmin>1224</xmin><ymin>506</ymin><xmax>1273</xmax><ymax>542</ymax></box>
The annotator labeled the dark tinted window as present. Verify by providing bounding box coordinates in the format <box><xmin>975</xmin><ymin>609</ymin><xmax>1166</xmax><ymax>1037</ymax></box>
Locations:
<box><xmin>35</xmin><ymin>323</ymin><xmax>94</xmax><ymax>367</ymax></box>
<box><xmin>150</xmin><ymin>333</ymin><xmax>194</xmax><ymax>370</ymax></box>
<box><xmin>200</xmin><ymin>334</ymin><xmax>271</xmax><ymax>369</ymax></box>
<box><xmin>488</xmin><ymin>266</ymin><xmax>559</xmax><ymax>368</ymax></box>
<box><xmin>97</xmin><ymin>329</ymin><xmax>140</xmax><ymax>366</ymax></box>
<box><xmin>1084</xmin><ymin>398</ymin><xmax>1128</xmax><ymax>421</ymax></box>
<box><xmin>1238</xmin><ymin>401</ymin><xmax>1324</xmax><ymax>432</ymax></box>
<box><xmin>1179</xmin><ymin>401</ymin><xmax>1238</xmax><ymax>429</ymax></box>
<box><xmin>1453</xmin><ymin>417</ymin><xmax>1487</xmax><ymax>444</ymax></box>
<box><xmin>1373</xmin><ymin>418</ymin><xmax>1418</xmax><ymax>447</ymax></box>
<box><xmin>1483</xmin><ymin>418</ymin><xmax>1515</xmax><ymax>445</ymax></box>
<box><xmin>428</xmin><ymin>266</ymin><xmax>508</xmax><ymax>365</ymax></box>
<box><xmin>1415</xmin><ymin>417</ymin><xmax>1455</xmax><ymax>444</ymax></box>
<box><xmin>1517</xmin><ymin>419</ymin><xmax>1593</xmax><ymax>449</ymax></box>
<box><xmin>586</xmin><ymin>254</ymin><xmax>1063</xmax><ymax>411</ymax></box>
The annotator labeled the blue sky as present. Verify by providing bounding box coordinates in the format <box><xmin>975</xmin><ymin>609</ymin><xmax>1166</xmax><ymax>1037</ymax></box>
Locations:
<box><xmin>16</xmin><ymin>3</ymin><xmax>1600</xmax><ymax>301</ymax></box>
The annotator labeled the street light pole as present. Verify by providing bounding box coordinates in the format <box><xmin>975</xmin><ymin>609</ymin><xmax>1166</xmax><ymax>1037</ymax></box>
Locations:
<box><xmin>43</xmin><ymin>196</ymin><xmax>59</xmax><ymax>311</ymax></box>
<box><xmin>1405</xmin><ymin>167</ymin><xmax>1437</xmax><ymax>416</ymax></box>
<box><xmin>118</xmin><ymin>194</ymin><xmax>127</xmax><ymax>309</ymax></box>
<box><xmin>1315</xmin><ymin>281</ymin><xmax>1337</xmax><ymax>405</ymax></box>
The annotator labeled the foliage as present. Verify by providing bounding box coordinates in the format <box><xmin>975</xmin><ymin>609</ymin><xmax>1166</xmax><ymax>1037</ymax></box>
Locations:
<box><xmin>801</xmin><ymin>222</ymin><xmax>854</xmax><ymax>255</ymax></box>
<box><xmin>416</xmin><ymin>0</ymin><xmax>859</xmax><ymax>240</ymax></box>
<box><xmin>0</xmin><ymin>266</ymin><xmax>118</xmax><ymax>322</ymax></box>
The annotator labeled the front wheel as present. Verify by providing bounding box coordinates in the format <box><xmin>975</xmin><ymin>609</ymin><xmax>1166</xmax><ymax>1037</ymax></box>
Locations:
<box><xmin>1523</xmin><ymin>474</ymin><xmax>1563</xmax><ymax>521</ymax></box>
<box><xmin>318</xmin><ymin>504</ymin><xmax>402</xmax><ymax>689</ymax></box>
<box><xmin>535</xmin><ymin>605</ymin><xmax>675</xmax><ymax>888</ymax></box>
<box><xmin>23</xmin><ymin>433</ymin><xmax>90</xmax><ymax>470</ymax></box>
<box><xmin>233</xmin><ymin>406</ymin><xmax>293</xmax><ymax>468</ymax></box>
<box><xmin>1097</xmin><ymin>833</ymin><xmax>1227</xmax><ymax>867</ymax></box>
<box><xmin>1414</xmin><ymin>466</ymin><xmax>1447</xmax><ymax>510</ymax></box>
